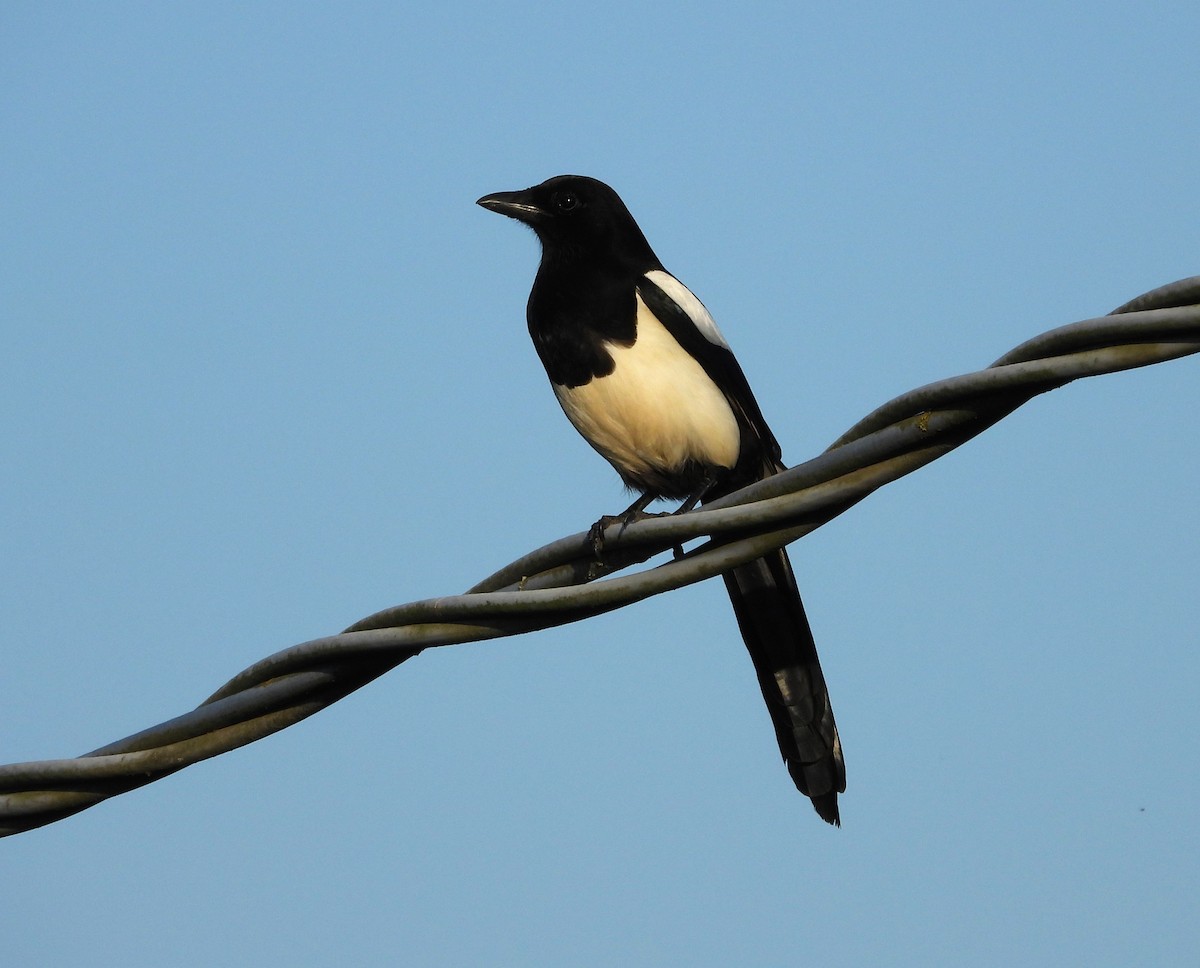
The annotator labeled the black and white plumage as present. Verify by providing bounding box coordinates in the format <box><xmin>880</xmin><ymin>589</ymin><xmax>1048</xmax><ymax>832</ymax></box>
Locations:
<box><xmin>477</xmin><ymin>175</ymin><xmax>845</xmax><ymax>824</ymax></box>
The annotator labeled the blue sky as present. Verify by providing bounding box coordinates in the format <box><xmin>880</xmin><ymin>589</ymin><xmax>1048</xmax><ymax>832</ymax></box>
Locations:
<box><xmin>3</xmin><ymin>3</ymin><xmax>1198</xmax><ymax>965</ymax></box>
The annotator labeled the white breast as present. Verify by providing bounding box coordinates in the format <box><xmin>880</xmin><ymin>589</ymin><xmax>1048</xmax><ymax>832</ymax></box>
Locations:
<box><xmin>552</xmin><ymin>293</ymin><xmax>740</xmax><ymax>485</ymax></box>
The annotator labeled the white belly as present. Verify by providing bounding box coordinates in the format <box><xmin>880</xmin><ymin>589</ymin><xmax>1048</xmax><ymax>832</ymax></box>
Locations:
<box><xmin>552</xmin><ymin>295</ymin><xmax>740</xmax><ymax>484</ymax></box>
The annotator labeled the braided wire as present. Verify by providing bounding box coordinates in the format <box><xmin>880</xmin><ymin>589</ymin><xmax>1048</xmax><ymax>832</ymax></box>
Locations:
<box><xmin>2</xmin><ymin>275</ymin><xmax>1197</xmax><ymax>837</ymax></box>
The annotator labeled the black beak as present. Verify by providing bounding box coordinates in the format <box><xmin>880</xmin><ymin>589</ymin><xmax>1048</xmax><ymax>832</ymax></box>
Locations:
<box><xmin>476</xmin><ymin>189</ymin><xmax>545</xmax><ymax>223</ymax></box>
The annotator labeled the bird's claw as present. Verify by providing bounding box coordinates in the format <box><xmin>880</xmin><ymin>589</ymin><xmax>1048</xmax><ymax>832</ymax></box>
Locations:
<box><xmin>588</xmin><ymin>510</ymin><xmax>664</xmax><ymax>558</ymax></box>
<box><xmin>588</xmin><ymin>515</ymin><xmax>620</xmax><ymax>557</ymax></box>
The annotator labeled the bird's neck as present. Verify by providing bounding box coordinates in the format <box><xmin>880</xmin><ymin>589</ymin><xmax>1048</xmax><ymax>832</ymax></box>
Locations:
<box><xmin>530</xmin><ymin>250</ymin><xmax>639</xmax><ymax>329</ymax></box>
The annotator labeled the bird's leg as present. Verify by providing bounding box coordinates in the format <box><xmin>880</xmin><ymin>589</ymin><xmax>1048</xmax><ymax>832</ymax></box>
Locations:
<box><xmin>669</xmin><ymin>473</ymin><xmax>718</xmax><ymax>558</ymax></box>
<box><xmin>673</xmin><ymin>473</ymin><xmax>718</xmax><ymax>515</ymax></box>
<box><xmin>589</xmin><ymin>491</ymin><xmax>658</xmax><ymax>557</ymax></box>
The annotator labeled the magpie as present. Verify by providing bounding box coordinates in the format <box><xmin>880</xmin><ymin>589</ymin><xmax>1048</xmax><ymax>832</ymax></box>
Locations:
<box><xmin>477</xmin><ymin>175</ymin><xmax>845</xmax><ymax>825</ymax></box>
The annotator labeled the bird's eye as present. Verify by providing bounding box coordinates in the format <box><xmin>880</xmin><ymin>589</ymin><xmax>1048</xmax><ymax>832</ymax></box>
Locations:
<box><xmin>553</xmin><ymin>191</ymin><xmax>581</xmax><ymax>212</ymax></box>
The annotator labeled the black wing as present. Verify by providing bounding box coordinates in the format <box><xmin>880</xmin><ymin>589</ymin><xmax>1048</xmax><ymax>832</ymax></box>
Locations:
<box><xmin>637</xmin><ymin>273</ymin><xmax>782</xmax><ymax>481</ymax></box>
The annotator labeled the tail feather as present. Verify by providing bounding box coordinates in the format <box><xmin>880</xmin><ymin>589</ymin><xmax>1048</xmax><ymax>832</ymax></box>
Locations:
<box><xmin>722</xmin><ymin>547</ymin><xmax>845</xmax><ymax>825</ymax></box>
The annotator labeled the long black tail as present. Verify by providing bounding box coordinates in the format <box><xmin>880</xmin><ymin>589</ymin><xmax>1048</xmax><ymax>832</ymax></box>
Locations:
<box><xmin>722</xmin><ymin>547</ymin><xmax>845</xmax><ymax>824</ymax></box>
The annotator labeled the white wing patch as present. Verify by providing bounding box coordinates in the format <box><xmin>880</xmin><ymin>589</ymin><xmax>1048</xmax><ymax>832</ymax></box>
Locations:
<box><xmin>643</xmin><ymin>268</ymin><xmax>730</xmax><ymax>349</ymax></box>
<box><xmin>552</xmin><ymin>292</ymin><xmax>740</xmax><ymax>485</ymax></box>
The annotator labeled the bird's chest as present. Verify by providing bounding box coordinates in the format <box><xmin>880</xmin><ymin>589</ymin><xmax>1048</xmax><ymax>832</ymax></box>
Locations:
<box><xmin>527</xmin><ymin>274</ymin><xmax>635</xmax><ymax>388</ymax></box>
<box><xmin>549</xmin><ymin>297</ymin><xmax>740</xmax><ymax>488</ymax></box>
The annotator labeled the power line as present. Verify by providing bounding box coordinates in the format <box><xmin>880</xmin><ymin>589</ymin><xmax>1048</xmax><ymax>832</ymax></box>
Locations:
<box><xmin>2</xmin><ymin>275</ymin><xmax>1197</xmax><ymax>837</ymax></box>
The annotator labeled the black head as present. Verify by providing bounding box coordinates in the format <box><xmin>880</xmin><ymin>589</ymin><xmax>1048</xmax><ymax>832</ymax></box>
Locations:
<box><xmin>477</xmin><ymin>175</ymin><xmax>660</xmax><ymax>269</ymax></box>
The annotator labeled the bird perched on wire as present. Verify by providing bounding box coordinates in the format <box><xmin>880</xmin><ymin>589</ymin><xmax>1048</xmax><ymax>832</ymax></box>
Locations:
<box><xmin>477</xmin><ymin>175</ymin><xmax>845</xmax><ymax>824</ymax></box>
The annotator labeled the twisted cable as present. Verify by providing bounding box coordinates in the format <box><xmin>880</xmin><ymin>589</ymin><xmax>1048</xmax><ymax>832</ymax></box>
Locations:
<box><xmin>2</xmin><ymin>275</ymin><xmax>1197</xmax><ymax>837</ymax></box>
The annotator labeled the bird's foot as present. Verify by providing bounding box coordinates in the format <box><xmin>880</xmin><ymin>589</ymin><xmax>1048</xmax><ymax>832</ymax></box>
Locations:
<box><xmin>588</xmin><ymin>509</ymin><xmax>664</xmax><ymax>558</ymax></box>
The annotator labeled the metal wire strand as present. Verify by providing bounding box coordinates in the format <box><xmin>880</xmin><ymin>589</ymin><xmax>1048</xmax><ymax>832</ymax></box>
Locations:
<box><xmin>2</xmin><ymin>275</ymin><xmax>1197</xmax><ymax>838</ymax></box>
